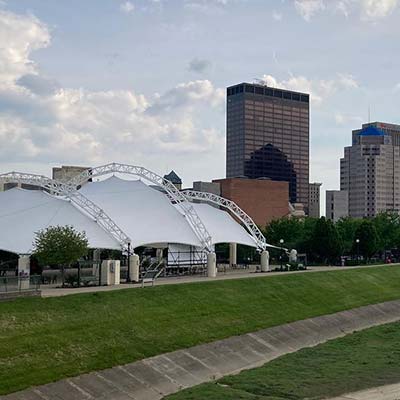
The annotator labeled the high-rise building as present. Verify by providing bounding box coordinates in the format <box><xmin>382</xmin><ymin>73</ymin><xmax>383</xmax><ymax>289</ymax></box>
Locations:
<box><xmin>308</xmin><ymin>182</ymin><xmax>322</xmax><ymax>218</ymax></box>
<box><xmin>226</xmin><ymin>82</ymin><xmax>310</xmax><ymax>210</ymax></box>
<box><xmin>341</xmin><ymin>124</ymin><xmax>400</xmax><ymax>218</ymax></box>
<box><xmin>326</xmin><ymin>190</ymin><xmax>348</xmax><ymax>222</ymax></box>
<box><xmin>352</xmin><ymin>121</ymin><xmax>400</xmax><ymax>146</ymax></box>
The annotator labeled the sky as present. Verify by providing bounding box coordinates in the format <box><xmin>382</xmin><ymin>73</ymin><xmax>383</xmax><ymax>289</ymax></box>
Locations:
<box><xmin>0</xmin><ymin>0</ymin><xmax>400</xmax><ymax>214</ymax></box>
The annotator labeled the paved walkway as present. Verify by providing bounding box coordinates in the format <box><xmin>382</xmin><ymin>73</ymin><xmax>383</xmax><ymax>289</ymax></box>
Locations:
<box><xmin>40</xmin><ymin>264</ymin><xmax>384</xmax><ymax>298</ymax></box>
<box><xmin>3</xmin><ymin>299</ymin><xmax>400</xmax><ymax>400</ymax></box>
<box><xmin>329</xmin><ymin>382</ymin><xmax>400</xmax><ymax>399</ymax></box>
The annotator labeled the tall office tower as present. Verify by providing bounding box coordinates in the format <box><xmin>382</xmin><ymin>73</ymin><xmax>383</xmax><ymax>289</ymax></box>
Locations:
<box><xmin>352</xmin><ymin>122</ymin><xmax>400</xmax><ymax>145</ymax></box>
<box><xmin>308</xmin><ymin>182</ymin><xmax>322</xmax><ymax>218</ymax></box>
<box><xmin>226</xmin><ymin>82</ymin><xmax>310</xmax><ymax>210</ymax></box>
<box><xmin>340</xmin><ymin>125</ymin><xmax>400</xmax><ymax>218</ymax></box>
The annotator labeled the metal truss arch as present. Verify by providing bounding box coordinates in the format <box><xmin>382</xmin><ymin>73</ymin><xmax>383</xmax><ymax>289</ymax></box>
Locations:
<box><xmin>68</xmin><ymin>163</ymin><xmax>213</xmax><ymax>252</ymax></box>
<box><xmin>182</xmin><ymin>190</ymin><xmax>267</xmax><ymax>251</ymax></box>
<box><xmin>0</xmin><ymin>171</ymin><xmax>130</xmax><ymax>248</ymax></box>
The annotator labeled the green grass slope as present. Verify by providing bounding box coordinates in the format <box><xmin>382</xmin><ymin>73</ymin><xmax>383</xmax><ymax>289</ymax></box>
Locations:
<box><xmin>1</xmin><ymin>265</ymin><xmax>400</xmax><ymax>394</ymax></box>
<box><xmin>167</xmin><ymin>321</ymin><xmax>400</xmax><ymax>400</ymax></box>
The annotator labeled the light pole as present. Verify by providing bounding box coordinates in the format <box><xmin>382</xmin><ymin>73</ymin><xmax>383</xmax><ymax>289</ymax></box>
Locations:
<box><xmin>126</xmin><ymin>242</ymin><xmax>131</xmax><ymax>283</ymax></box>
<box><xmin>356</xmin><ymin>238</ymin><xmax>360</xmax><ymax>264</ymax></box>
<box><xmin>279</xmin><ymin>239</ymin><xmax>284</xmax><ymax>270</ymax></box>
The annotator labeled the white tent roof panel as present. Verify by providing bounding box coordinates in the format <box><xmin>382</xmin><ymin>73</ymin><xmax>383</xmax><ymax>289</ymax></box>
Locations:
<box><xmin>0</xmin><ymin>188</ymin><xmax>120</xmax><ymax>254</ymax></box>
<box><xmin>79</xmin><ymin>176</ymin><xmax>202</xmax><ymax>248</ymax></box>
<box><xmin>190</xmin><ymin>203</ymin><xmax>257</xmax><ymax>248</ymax></box>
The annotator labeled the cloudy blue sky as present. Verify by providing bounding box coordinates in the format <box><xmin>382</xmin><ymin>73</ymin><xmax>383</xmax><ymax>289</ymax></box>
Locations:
<box><xmin>1</xmin><ymin>0</ymin><xmax>399</xmax><ymax>213</ymax></box>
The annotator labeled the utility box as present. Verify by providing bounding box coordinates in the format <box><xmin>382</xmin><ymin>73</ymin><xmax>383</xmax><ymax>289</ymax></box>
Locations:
<box><xmin>100</xmin><ymin>260</ymin><xmax>120</xmax><ymax>285</ymax></box>
<box><xmin>129</xmin><ymin>254</ymin><xmax>140</xmax><ymax>282</ymax></box>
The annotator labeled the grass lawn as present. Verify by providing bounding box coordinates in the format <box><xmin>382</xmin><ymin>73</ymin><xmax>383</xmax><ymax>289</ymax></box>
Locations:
<box><xmin>166</xmin><ymin>320</ymin><xmax>400</xmax><ymax>400</ymax></box>
<box><xmin>2</xmin><ymin>265</ymin><xmax>400</xmax><ymax>394</ymax></box>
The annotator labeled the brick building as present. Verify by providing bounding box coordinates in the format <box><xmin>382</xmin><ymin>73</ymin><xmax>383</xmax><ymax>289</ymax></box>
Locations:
<box><xmin>212</xmin><ymin>177</ymin><xmax>289</xmax><ymax>226</ymax></box>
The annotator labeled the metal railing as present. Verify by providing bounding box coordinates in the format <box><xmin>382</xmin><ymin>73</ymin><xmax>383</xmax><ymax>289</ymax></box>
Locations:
<box><xmin>0</xmin><ymin>275</ymin><xmax>41</xmax><ymax>294</ymax></box>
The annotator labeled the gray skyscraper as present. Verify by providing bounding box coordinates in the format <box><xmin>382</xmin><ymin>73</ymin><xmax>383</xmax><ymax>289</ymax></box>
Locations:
<box><xmin>226</xmin><ymin>82</ymin><xmax>310</xmax><ymax>210</ymax></box>
<box><xmin>340</xmin><ymin>124</ymin><xmax>400</xmax><ymax>218</ymax></box>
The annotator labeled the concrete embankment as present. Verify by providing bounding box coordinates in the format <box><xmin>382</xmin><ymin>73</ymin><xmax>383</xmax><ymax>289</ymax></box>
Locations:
<box><xmin>328</xmin><ymin>382</ymin><xmax>400</xmax><ymax>400</ymax></box>
<box><xmin>3</xmin><ymin>299</ymin><xmax>400</xmax><ymax>400</ymax></box>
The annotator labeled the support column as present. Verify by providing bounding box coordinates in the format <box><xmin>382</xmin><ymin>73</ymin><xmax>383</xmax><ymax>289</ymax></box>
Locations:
<box><xmin>260</xmin><ymin>250</ymin><xmax>270</xmax><ymax>272</ymax></box>
<box><xmin>156</xmin><ymin>248</ymin><xmax>163</xmax><ymax>262</ymax></box>
<box><xmin>207</xmin><ymin>252</ymin><xmax>217</xmax><ymax>278</ymax></box>
<box><xmin>129</xmin><ymin>253</ymin><xmax>140</xmax><ymax>283</ymax></box>
<box><xmin>18</xmin><ymin>255</ymin><xmax>30</xmax><ymax>290</ymax></box>
<box><xmin>229</xmin><ymin>243</ymin><xmax>237</xmax><ymax>267</ymax></box>
<box><xmin>100</xmin><ymin>260</ymin><xmax>120</xmax><ymax>285</ymax></box>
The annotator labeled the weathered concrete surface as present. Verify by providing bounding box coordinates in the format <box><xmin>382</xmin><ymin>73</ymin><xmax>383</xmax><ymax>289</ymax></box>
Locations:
<box><xmin>328</xmin><ymin>382</ymin><xmax>400</xmax><ymax>399</ymax></box>
<box><xmin>3</xmin><ymin>299</ymin><xmax>400</xmax><ymax>400</ymax></box>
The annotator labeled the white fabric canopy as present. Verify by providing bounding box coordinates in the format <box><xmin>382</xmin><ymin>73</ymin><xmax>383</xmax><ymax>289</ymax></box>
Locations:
<box><xmin>0</xmin><ymin>188</ymin><xmax>120</xmax><ymax>254</ymax></box>
<box><xmin>189</xmin><ymin>203</ymin><xmax>257</xmax><ymax>248</ymax></box>
<box><xmin>79</xmin><ymin>176</ymin><xmax>202</xmax><ymax>248</ymax></box>
<box><xmin>0</xmin><ymin>176</ymin><xmax>260</xmax><ymax>254</ymax></box>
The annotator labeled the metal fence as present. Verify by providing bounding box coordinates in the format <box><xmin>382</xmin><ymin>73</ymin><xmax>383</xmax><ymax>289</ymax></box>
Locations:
<box><xmin>0</xmin><ymin>275</ymin><xmax>41</xmax><ymax>294</ymax></box>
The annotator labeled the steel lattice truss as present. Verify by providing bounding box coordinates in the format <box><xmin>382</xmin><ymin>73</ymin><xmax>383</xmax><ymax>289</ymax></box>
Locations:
<box><xmin>0</xmin><ymin>164</ymin><xmax>266</xmax><ymax>253</ymax></box>
<box><xmin>68</xmin><ymin>163</ymin><xmax>213</xmax><ymax>251</ymax></box>
<box><xmin>182</xmin><ymin>190</ymin><xmax>267</xmax><ymax>251</ymax></box>
<box><xmin>0</xmin><ymin>171</ymin><xmax>131</xmax><ymax>248</ymax></box>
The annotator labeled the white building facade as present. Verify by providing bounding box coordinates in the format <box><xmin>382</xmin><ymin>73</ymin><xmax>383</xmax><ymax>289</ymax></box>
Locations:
<box><xmin>340</xmin><ymin>125</ymin><xmax>400</xmax><ymax>218</ymax></box>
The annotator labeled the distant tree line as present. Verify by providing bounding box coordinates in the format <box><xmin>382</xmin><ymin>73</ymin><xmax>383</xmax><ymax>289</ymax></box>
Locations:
<box><xmin>264</xmin><ymin>212</ymin><xmax>400</xmax><ymax>265</ymax></box>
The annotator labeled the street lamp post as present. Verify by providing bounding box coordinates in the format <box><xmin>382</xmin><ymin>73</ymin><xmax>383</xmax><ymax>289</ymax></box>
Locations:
<box><xmin>126</xmin><ymin>242</ymin><xmax>131</xmax><ymax>283</ymax></box>
<box><xmin>279</xmin><ymin>239</ymin><xmax>284</xmax><ymax>270</ymax></box>
<box><xmin>356</xmin><ymin>238</ymin><xmax>360</xmax><ymax>264</ymax></box>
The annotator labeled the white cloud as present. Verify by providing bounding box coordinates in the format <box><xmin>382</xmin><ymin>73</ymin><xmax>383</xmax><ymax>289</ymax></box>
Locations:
<box><xmin>293</xmin><ymin>0</ymin><xmax>399</xmax><ymax>21</ymax></box>
<box><xmin>0</xmin><ymin>9</ymin><xmax>225</xmax><ymax>169</ymax></box>
<box><xmin>188</xmin><ymin>57</ymin><xmax>211</xmax><ymax>73</ymax></box>
<box><xmin>395</xmin><ymin>83</ymin><xmax>400</xmax><ymax>91</ymax></box>
<box><xmin>334</xmin><ymin>113</ymin><xmax>363</xmax><ymax>125</ymax></box>
<box><xmin>294</xmin><ymin>0</ymin><xmax>325</xmax><ymax>21</ymax></box>
<box><xmin>335</xmin><ymin>0</ymin><xmax>352</xmax><ymax>17</ymax></box>
<box><xmin>260</xmin><ymin>73</ymin><xmax>359</xmax><ymax>105</ymax></box>
<box><xmin>184</xmin><ymin>0</ymin><xmax>231</xmax><ymax>12</ymax></box>
<box><xmin>120</xmin><ymin>1</ymin><xmax>135</xmax><ymax>13</ymax></box>
<box><xmin>272</xmin><ymin>10</ymin><xmax>283</xmax><ymax>21</ymax></box>
<box><xmin>338</xmin><ymin>73</ymin><xmax>359</xmax><ymax>88</ymax></box>
<box><xmin>361</xmin><ymin>0</ymin><xmax>398</xmax><ymax>20</ymax></box>
<box><xmin>0</xmin><ymin>10</ymin><xmax>50</xmax><ymax>85</ymax></box>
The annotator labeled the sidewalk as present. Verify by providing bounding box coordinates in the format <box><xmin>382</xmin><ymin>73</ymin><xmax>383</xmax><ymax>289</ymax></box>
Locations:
<box><xmin>40</xmin><ymin>264</ymin><xmax>380</xmax><ymax>298</ymax></box>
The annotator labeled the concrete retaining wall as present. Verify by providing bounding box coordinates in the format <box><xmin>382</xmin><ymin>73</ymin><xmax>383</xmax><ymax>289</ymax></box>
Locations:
<box><xmin>3</xmin><ymin>299</ymin><xmax>400</xmax><ymax>400</ymax></box>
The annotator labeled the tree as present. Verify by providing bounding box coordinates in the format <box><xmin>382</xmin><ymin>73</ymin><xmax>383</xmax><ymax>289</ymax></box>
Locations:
<box><xmin>309</xmin><ymin>217</ymin><xmax>342</xmax><ymax>264</ymax></box>
<box><xmin>352</xmin><ymin>220</ymin><xmax>378</xmax><ymax>261</ymax></box>
<box><xmin>297</xmin><ymin>217</ymin><xmax>318</xmax><ymax>255</ymax></box>
<box><xmin>264</xmin><ymin>217</ymin><xmax>304</xmax><ymax>249</ymax></box>
<box><xmin>373</xmin><ymin>212</ymin><xmax>400</xmax><ymax>255</ymax></box>
<box><xmin>33</xmin><ymin>225</ymin><xmax>89</xmax><ymax>285</ymax></box>
<box><xmin>336</xmin><ymin>217</ymin><xmax>363</xmax><ymax>255</ymax></box>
